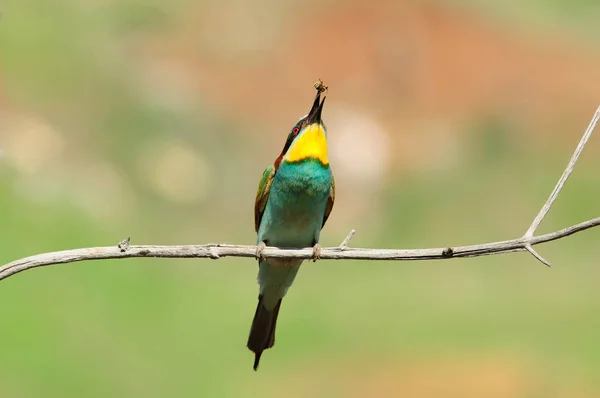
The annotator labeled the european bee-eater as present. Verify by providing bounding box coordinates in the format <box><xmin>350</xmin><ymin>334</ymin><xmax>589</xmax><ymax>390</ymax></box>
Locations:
<box><xmin>247</xmin><ymin>83</ymin><xmax>335</xmax><ymax>370</ymax></box>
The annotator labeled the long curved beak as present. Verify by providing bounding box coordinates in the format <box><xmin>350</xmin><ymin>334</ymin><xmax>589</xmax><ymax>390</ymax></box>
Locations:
<box><xmin>306</xmin><ymin>91</ymin><xmax>326</xmax><ymax>125</ymax></box>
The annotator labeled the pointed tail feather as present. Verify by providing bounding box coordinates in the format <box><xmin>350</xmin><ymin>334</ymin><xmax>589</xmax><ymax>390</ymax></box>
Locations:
<box><xmin>247</xmin><ymin>295</ymin><xmax>282</xmax><ymax>371</ymax></box>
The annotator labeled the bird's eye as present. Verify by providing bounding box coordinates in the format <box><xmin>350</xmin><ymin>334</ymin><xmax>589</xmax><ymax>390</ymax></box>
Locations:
<box><xmin>292</xmin><ymin>127</ymin><xmax>300</xmax><ymax>136</ymax></box>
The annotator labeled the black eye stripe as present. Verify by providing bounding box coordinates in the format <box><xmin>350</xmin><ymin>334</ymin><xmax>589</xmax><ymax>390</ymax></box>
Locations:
<box><xmin>280</xmin><ymin>119</ymin><xmax>307</xmax><ymax>155</ymax></box>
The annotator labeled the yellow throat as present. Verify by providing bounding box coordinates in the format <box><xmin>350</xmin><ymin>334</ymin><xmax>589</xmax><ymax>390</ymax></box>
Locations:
<box><xmin>284</xmin><ymin>123</ymin><xmax>329</xmax><ymax>165</ymax></box>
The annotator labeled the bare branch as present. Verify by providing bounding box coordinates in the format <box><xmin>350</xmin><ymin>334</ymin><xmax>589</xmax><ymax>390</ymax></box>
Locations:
<box><xmin>524</xmin><ymin>106</ymin><xmax>600</xmax><ymax>238</ymax></box>
<box><xmin>519</xmin><ymin>106</ymin><xmax>600</xmax><ymax>265</ymax></box>
<box><xmin>0</xmin><ymin>107</ymin><xmax>598</xmax><ymax>282</ymax></box>
<box><xmin>0</xmin><ymin>216</ymin><xmax>598</xmax><ymax>282</ymax></box>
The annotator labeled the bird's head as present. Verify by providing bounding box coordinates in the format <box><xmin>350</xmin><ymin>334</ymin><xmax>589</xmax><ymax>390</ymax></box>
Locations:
<box><xmin>279</xmin><ymin>85</ymin><xmax>328</xmax><ymax>166</ymax></box>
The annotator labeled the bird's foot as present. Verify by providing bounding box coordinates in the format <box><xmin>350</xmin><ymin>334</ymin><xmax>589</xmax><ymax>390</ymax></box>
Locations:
<box><xmin>255</xmin><ymin>241</ymin><xmax>267</xmax><ymax>262</ymax></box>
<box><xmin>311</xmin><ymin>243</ymin><xmax>322</xmax><ymax>262</ymax></box>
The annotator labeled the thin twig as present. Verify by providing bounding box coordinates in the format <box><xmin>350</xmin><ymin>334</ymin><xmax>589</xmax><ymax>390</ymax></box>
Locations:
<box><xmin>520</xmin><ymin>105</ymin><xmax>600</xmax><ymax>266</ymax></box>
<box><xmin>0</xmin><ymin>107</ymin><xmax>598</xmax><ymax>282</ymax></box>
<box><xmin>525</xmin><ymin>106</ymin><xmax>600</xmax><ymax>238</ymax></box>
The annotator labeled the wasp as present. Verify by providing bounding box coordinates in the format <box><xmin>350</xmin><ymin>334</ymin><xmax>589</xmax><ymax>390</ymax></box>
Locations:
<box><xmin>314</xmin><ymin>79</ymin><xmax>328</xmax><ymax>93</ymax></box>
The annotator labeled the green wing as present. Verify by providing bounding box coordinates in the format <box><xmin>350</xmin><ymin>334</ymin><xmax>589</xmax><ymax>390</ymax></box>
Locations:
<box><xmin>322</xmin><ymin>174</ymin><xmax>335</xmax><ymax>228</ymax></box>
<box><xmin>254</xmin><ymin>164</ymin><xmax>276</xmax><ymax>232</ymax></box>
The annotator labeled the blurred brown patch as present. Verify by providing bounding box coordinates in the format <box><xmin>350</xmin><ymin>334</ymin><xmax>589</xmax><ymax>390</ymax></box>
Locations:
<box><xmin>261</xmin><ymin>354</ymin><xmax>597</xmax><ymax>398</ymax></box>
<box><xmin>142</xmin><ymin>0</ymin><xmax>600</xmax><ymax>135</ymax></box>
<box><xmin>124</xmin><ymin>0</ymin><xmax>600</xmax><ymax>184</ymax></box>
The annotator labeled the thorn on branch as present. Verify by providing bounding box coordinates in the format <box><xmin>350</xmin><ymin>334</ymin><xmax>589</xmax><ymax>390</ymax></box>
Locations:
<box><xmin>338</xmin><ymin>229</ymin><xmax>356</xmax><ymax>250</ymax></box>
<box><xmin>209</xmin><ymin>247</ymin><xmax>220</xmax><ymax>260</ymax></box>
<box><xmin>118</xmin><ymin>237</ymin><xmax>131</xmax><ymax>252</ymax></box>
<box><xmin>525</xmin><ymin>245</ymin><xmax>552</xmax><ymax>267</ymax></box>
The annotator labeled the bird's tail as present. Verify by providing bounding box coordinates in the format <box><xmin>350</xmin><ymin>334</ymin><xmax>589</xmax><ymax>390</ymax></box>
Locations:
<box><xmin>247</xmin><ymin>294</ymin><xmax>282</xmax><ymax>371</ymax></box>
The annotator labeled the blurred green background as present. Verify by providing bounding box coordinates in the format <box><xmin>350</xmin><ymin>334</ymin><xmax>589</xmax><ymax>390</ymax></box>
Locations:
<box><xmin>1</xmin><ymin>0</ymin><xmax>600</xmax><ymax>396</ymax></box>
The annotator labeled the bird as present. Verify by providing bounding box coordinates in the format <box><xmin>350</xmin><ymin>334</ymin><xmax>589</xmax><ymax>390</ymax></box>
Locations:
<box><xmin>247</xmin><ymin>81</ymin><xmax>335</xmax><ymax>371</ymax></box>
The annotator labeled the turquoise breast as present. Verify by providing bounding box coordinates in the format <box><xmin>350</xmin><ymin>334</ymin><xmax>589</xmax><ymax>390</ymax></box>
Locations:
<box><xmin>258</xmin><ymin>158</ymin><xmax>332</xmax><ymax>247</ymax></box>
